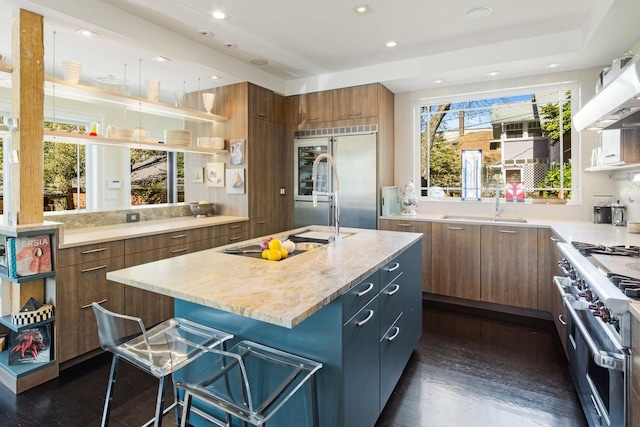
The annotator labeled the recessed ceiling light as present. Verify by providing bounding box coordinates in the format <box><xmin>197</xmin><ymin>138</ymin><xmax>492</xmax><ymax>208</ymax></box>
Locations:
<box><xmin>199</xmin><ymin>30</ymin><xmax>215</xmax><ymax>37</ymax></box>
<box><xmin>211</xmin><ymin>75</ymin><xmax>220</xmax><ymax>80</ymax></box>
<box><xmin>153</xmin><ymin>56</ymin><xmax>171</xmax><ymax>63</ymax></box>
<box><xmin>354</xmin><ymin>5</ymin><xmax>371</xmax><ymax>14</ymax></box>
<box><xmin>212</xmin><ymin>11</ymin><xmax>228</xmax><ymax>20</ymax></box>
<box><xmin>486</xmin><ymin>71</ymin><xmax>500</xmax><ymax>77</ymax></box>
<box><xmin>432</xmin><ymin>79</ymin><xmax>445</xmax><ymax>84</ymax></box>
<box><xmin>546</xmin><ymin>63</ymin><xmax>561</xmax><ymax>68</ymax></box>
<box><xmin>463</xmin><ymin>6</ymin><xmax>492</xmax><ymax>20</ymax></box>
<box><xmin>224</xmin><ymin>42</ymin><xmax>238</xmax><ymax>49</ymax></box>
<box><xmin>250</xmin><ymin>59</ymin><xmax>269</xmax><ymax>66</ymax></box>
<box><xmin>386</xmin><ymin>41</ymin><xmax>397</xmax><ymax>48</ymax></box>
<box><xmin>75</xmin><ymin>28</ymin><xmax>98</xmax><ymax>38</ymax></box>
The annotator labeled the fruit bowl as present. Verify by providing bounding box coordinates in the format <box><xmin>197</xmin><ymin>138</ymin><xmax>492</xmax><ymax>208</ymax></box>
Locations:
<box><xmin>189</xmin><ymin>202</ymin><xmax>215</xmax><ymax>217</ymax></box>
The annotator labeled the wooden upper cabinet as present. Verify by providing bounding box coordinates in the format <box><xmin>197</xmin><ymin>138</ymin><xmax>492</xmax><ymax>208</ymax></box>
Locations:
<box><xmin>248</xmin><ymin>83</ymin><xmax>284</xmax><ymax>123</ymax></box>
<box><xmin>290</xmin><ymin>91</ymin><xmax>334</xmax><ymax>126</ymax></box>
<box><xmin>332</xmin><ymin>84</ymin><xmax>378</xmax><ymax>121</ymax></box>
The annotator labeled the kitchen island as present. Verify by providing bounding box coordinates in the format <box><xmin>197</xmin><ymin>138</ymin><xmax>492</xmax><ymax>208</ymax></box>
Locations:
<box><xmin>106</xmin><ymin>226</ymin><xmax>423</xmax><ymax>427</ymax></box>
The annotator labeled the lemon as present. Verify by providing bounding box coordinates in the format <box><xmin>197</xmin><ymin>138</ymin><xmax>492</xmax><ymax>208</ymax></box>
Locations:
<box><xmin>262</xmin><ymin>249</ymin><xmax>269</xmax><ymax>259</ymax></box>
<box><xmin>267</xmin><ymin>249</ymin><xmax>282</xmax><ymax>261</ymax></box>
<box><xmin>268</xmin><ymin>239</ymin><xmax>282</xmax><ymax>251</ymax></box>
<box><xmin>198</xmin><ymin>200</ymin><xmax>209</xmax><ymax>204</ymax></box>
<box><xmin>279</xmin><ymin>248</ymin><xmax>288</xmax><ymax>259</ymax></box>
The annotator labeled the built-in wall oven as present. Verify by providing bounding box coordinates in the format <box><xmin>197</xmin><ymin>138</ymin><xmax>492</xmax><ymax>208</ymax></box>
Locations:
<box><xmin>555</xmin><ymin>242</ymin><xmax>634</xmax><ymax>427</ymax></box>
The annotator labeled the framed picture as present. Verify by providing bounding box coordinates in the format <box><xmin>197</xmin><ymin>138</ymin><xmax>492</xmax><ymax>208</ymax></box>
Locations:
<box><xmin>229</xmin><ymin>139</ymin><xmax>244</xmax><ymax>165</ymax></box>
<box><xmin>226</xmin><ymin>168</ymin><xmax>245</xmax><ymax>194</ymax></box>
<box><xmin>206</xmin><ymin>162</ymin><xmax>225</xmax><ymax>187</ymax></box>
<box><xmin>192</xmin><ymin>167</ymin><xmax>204</xmax><ymax>183</ymax></box>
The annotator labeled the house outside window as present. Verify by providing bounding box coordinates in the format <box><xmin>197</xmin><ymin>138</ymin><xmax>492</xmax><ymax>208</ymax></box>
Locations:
<box><xmin>419</xmin><ymin>88</ymin><xmax>572</xmax><ymax>201</ymax></box>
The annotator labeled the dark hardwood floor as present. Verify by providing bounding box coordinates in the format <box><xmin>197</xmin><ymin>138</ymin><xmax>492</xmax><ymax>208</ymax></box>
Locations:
<box><xmin>0</xmin><ymin>302</ymin><xmax>587</xmax><ymax>427</ymax></box>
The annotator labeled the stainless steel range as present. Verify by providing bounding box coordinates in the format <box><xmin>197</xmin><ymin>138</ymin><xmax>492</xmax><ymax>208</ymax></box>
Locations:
<box><xmin>555</xmin><ymin>241</ymin><xmax>636</xmax><ymax>427</ymax></box>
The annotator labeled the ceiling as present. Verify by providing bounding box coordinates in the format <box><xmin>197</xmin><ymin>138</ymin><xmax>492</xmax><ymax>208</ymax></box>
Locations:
<box><xmin>1</xmin><ymin>0</ymin><xmax>640</xmax><ymax>102</ymax></box>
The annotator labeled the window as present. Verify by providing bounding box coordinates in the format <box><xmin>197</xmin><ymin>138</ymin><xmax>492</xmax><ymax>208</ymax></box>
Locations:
<box><xmin>130</xmin><ymin>149</ymin><xmax>184</xmax><ymax>205</ymax></box>
<box><xmin>419</xmin><ymin>88</ymin><xmax>572</xmax><ymax>201</ymax></box>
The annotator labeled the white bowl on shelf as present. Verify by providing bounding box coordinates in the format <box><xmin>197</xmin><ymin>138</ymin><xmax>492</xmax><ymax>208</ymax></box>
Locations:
<box><xmin>212</xmin><ymin>137</ymin><xmax>225</xmax><ymax>149</ymax></box>
<box><xmin>197</xmin><ymin>136</ymin><xmax>213</xmax><ymax>148</ymax></box>
<box><xmin>164</xmin><ymin>129</ymin><xmax>192</xmax><ymax>146</ymax></box>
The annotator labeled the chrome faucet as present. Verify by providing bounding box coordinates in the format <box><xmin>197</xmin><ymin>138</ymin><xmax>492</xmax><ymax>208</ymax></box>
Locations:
<box><xmin>312</xmin><ymin>153</ymin><xmax>341</xmax><ymax>242</ymax></box>
<box><xmin>487</xmin><ymin>179</ymin><xmax>505</xmax><ymax>218</ymax></box>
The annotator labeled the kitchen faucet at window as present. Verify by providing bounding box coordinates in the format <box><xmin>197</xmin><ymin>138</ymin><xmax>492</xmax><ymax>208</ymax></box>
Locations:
<box><xmin>487</xmin><ymin>179</ymin><xmax>505</xmax><ymax>219</ymax></box>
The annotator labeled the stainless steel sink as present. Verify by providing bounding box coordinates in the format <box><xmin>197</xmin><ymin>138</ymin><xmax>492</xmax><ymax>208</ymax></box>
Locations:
<box><xmin>441</xmin><ymin>215</ymin><xmax>527</xmax><ymax>223</ymax></box>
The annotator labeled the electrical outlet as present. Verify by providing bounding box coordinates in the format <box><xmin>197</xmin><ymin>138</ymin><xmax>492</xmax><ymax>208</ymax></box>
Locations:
<box><xmin>280</xmin><ymin>187</ymin><xmax>286</xmax><ymax>195</ymax></box>
<box><xmin>126</xmin><ymin>213</ymin><xmax>140</xmax><ymax>223</ymax></box>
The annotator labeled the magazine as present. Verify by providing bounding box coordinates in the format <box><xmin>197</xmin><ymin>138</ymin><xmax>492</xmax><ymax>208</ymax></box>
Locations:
<box><xmin>6</xmin><ymin>234</ymin><xmax>52</xmax><ymax>278</ymax></box>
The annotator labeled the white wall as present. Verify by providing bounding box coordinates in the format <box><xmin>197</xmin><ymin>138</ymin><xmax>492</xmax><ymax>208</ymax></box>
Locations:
<box><xmin>393</xmin><ymin>67</ymin><xmax>621</xmax><ymax>222</ymax></box>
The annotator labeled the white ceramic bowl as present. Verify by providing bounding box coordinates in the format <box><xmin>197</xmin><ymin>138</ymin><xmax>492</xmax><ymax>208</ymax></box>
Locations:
<box><xmin>197</xmin><ymin>137</ymin><xmax>213</xmax><ymax>148</ymax></box>
<box><xmin>189</xmin><ymin>202</ymin><xmax>215</xmax><ymax>217</ymax></box>
<box><xmin>212</xmin><ymin>137</ymin><xmax>225</xmax><ymax>149</ymax></box>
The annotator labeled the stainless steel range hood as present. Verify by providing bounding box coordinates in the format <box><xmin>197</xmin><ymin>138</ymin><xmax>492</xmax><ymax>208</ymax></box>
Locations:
<box><xmin>573</xmin><ymin>57</ymin><xmax>640</xmax><ymax>131</ymax></box>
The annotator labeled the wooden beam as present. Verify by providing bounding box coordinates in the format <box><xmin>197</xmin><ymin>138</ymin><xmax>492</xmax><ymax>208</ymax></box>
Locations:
<box><xmin>11</xmin><ymin>9</ymin><xmax>44</xmax><ymax>225</ymax></box>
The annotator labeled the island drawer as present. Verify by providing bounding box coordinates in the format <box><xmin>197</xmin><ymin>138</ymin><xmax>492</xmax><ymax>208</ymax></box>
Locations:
<box><xmin>378</xmin><ymin>272</ymin><xmax>406</xmax><ymax>330</ymax></box>
<box><xmin>343</xmin><ymin>271</ymin><xmax>380</xmax><ymax>323</ymax></box>
<box><xmin>57</xmin><ymin>240</ymin><xmax>125</xmax><ymax>268</ymax></box>
<box><xmin>380</xmin><ymin>311</ymin><xmax>416</xmax><ymax>409</ymax></box>
<box><xmin>380</xmin><ymin>256</ymin><xmax>404</xmax><ymax>289</ymax></box>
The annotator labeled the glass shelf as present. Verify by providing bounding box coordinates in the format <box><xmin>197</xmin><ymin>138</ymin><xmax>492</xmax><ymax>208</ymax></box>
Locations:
<box><xmin>44</xmin><ymin>77</ymin><xmax>228</xmax><ymax>124</ymax></box>
<box><xmin>43</xmin><ymin>130</ymin><xmax>229</xmax><ymax>155</ymax></box>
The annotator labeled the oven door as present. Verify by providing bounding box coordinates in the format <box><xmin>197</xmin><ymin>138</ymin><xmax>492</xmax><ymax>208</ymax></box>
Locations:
<box><xmin>563</xmin><ymin>297</ymin><xmax>628</xmax><ymax>427</ymax></box>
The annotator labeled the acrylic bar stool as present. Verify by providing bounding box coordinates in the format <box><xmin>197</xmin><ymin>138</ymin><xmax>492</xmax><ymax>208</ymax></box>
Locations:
<box><xmin>166</xmin><ymin>330</ymin><xmax>323</xmax><ymax>427</ymax></box>
<box><xmin>91</xmin><ymin>302</ymin><xmax>234</xmax><ymax>427</ymax></box>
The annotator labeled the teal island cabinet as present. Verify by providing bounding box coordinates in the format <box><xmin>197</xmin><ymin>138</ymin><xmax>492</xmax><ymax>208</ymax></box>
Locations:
<box><xmin>107</xmin><ymin>226</ymin><xmax>423</xmax><ymax>427</ymax></box>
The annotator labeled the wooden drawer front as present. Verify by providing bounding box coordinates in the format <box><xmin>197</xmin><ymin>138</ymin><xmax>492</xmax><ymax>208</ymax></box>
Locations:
<box><xmin>214</xmin><ymin>221</ymin><xmax>249</xmax><ymax>237</ymax></box>
<box><xmin>57</xmin><ymin>256</ymin><xmax>124</xmax><ymax>305</ymax></box>
<box><xmin>124</xmin><ymin>229</ymin><xmax>202</xmax><ymax>255</ymax></box>
<box><xmin>124</xmin><ymin>287</ymin><xmax>174</xmax><ymax>327</ymax></box>
<box><xmin>379</xmin><ymin>273</ymin><xmax>405</xmax><ymax>330</ymax></box>
<box><xmin>56</xmin><ymin>289</ymin><xmax>124</xmax><ymax>363</ymax></box>
<box><xmin>57</xmin><ymin>241</ymin><xmax>124</xmax><ymax>268</ymax></box>
<box><xmin>125</xmin><ymin>244</ymin><xmax>200</xmax><ymax>267</ymax></box>
<box><xmin>250</xmin><ymin>217</ymin><xmax>271</xmax><ymax>239</ymax></box>
<box><xmin>343</xmin><ymin>271</ymin><xmax>379</xmax><ymax>323</ymax></box>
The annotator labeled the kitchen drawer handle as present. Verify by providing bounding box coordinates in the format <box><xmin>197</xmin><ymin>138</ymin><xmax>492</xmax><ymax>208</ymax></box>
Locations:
<box><xmin>385</xmin><ymin>262</ymin><xmax>400</xmax><ymax>272</ymax></box>
<box><xmin>386</xmin><ymin>327</ymin><xmax>400</xmax><ymax>341</ymax></box>
<box><xmin>256</xmin><ymin>112</ymin><xmax>267</xmax><ymax>117</ymax></box>
<box><xmin>357</xmin><ymin>282</ymin><xmax>375</xmax><ymax>297</ymax></box>
<box><xmin>348</xmin><ymin>112</ymin><xmax>363</xmax><ymax>116</ymax></box>
<box><xmin>386</xmin><ymin>284</ymin><xmax>400</xmax><ymax>295</ymax></box>
<box><xmin>604</xmin><ymin>153</ymin><xmax>616</xmax><ymax>158</ymax></box>
<box><xmin>257</xmin><ymin>220</ymin><xmax>267</xmax><ymax>225</ymax></box>
<box><xmin>558</xmin><ymin>314</ymin><xmax>566</xmax><ymax>325</ymax></box>
<box><xmin>550</xmin><ymin>236</ymin><xmax>560</xmax><ymax>242</ymax></box>
<box><xmin>171</xmin><ymin>248</ymin><xmax>188</xmax><ymax>254</ymax></box>
<box><xmin>82</xmin><ymin>299</ymin><xmax>107</xmax><ymax>309</ymax></box>
<box><xmin>229</xmin><ymin>236</ymin><xmax>243</xmax><ymax>242</ymax></box>
<box><xmin>229</xmin><ymin>225</ymin><xmax>241</xmax><ymax>229</ymax></box>
<box><xmin>307</xmin><ymin>117</ymin><xmax>319</xmax><ymax>121</ymax></box>
<box><xmin>498</xmin><ymin>230</ymin><xmax>517</xmax><ymax>234</ymax></box>
<box><xmin>397</xmin><ymin>223</ymin><xmax>413</xmax><ymax>228</ymax></box>
<box><xmin>356</xmin><ymin>310</ymin><xmax>374</xmax><ymax>326</ymax></box>
<box><xmin>81</xmin><ymin>247</ymin><xmax>107</xmax><ymax>254</ymax></box>
<box><xmin>81</xmin><ymin>264</ymin><xmax>108</xmax><ymax>273</ymax></box>
<box><xmin>171</xmin><ymin>234</ymin><xmax>187</xmax><ymax>239</ymax></box>
<box><xmin>447</xmin><ymin>226</ymin><xmax>464</xmax><ymax>230</ymax></box>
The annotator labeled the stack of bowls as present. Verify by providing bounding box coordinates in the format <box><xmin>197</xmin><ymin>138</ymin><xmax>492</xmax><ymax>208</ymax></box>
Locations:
<box><xmin>164</xmin><ymin>129</ymin><xmax>192</xmax><ymax>146</ymax></box>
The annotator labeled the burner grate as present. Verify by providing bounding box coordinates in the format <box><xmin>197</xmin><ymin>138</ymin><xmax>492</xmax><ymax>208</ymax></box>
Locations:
<box><xmin>572</xmin><ymin>241</ymin><xmax>640</xmax><ymax>257</ymax></box>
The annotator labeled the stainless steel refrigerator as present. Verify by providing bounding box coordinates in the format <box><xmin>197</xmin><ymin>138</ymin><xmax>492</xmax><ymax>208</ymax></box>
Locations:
<box><xmin>294</xmin><ymin>133</ymin><xmax>378</xmax><ymax>229</ymax></box>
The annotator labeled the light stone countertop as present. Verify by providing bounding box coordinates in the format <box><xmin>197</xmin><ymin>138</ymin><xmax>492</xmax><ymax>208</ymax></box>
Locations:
<box><xmin>106</xmin><ymin>226</ymin><xmax>423</xmax><ymax>329</ymax></box>
<box><xmin>630</xmin><ymin>302</ymin><xmax>640</xmax><ymax>321</ymax></box>
<box><xmin>58</xmin><ymin>215</ymin><xmax>249</xmax><ymax>248</ymax></box>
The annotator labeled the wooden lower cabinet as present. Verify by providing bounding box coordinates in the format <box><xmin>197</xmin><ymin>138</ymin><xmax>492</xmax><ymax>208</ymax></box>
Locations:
<box><xmin>379</xmin><ymin>219</ymin><xmax>431</xmax><ymax>291</ymax></box>
<box><xmin>431</xmin><ymin>222</ymin><xmax>481</xmax><ymax>300</ymax></box>
<box><xmin>480</xmin><ymin>224</ymin><xmax>538</xmax><ymax>309</ymax></box>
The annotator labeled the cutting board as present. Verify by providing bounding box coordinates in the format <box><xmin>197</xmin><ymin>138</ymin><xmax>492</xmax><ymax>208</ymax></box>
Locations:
<box><xmin>591</xmin><ymin>253</ymin><xmax>640</xmax><ymax>280</ymax></box>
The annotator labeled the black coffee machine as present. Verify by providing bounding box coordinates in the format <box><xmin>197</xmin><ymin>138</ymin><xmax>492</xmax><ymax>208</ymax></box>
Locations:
<box><xmin>593</xmin><ymin>195</ymin><xmax>613</xmax><ymax>224</ymax></box>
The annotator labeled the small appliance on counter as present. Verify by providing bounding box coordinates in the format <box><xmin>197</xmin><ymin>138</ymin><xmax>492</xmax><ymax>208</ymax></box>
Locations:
<box><xmin>611</xmin><ymin>200</ymin><xmax>626</xmax><ymax>226</ymax></box>
<box><xmin>592</xmin><ymin>195</ymin><xmax>613</xmax><ymax>224</ymax></box>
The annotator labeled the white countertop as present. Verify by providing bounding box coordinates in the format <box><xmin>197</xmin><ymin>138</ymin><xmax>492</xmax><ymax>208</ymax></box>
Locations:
<box><xmin>107</xmin><ymin>226</ymin><xmax>422</xmax><ymax>329</ymax></box>
<box><xmin>58</xmin><ymin>215</ymin><xmax>249</xmax><ymax>248</ymax></box>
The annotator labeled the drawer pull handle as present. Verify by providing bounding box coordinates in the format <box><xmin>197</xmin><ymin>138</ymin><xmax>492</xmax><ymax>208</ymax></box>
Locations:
<box><xmin>499</xmin><ymin>230</ymin><xmax>517</xmax><ymax>234</ymax></box>
<box><xmin>82</xmin><ymin>299</ymin><xmax>107</xmax><ymax>309</ymax></box>
<box><xmin>171</xmin><ymin>234</ymin><xmax>187</xmax><ymax>239</ymax></box>
<box><xmin>385</xmin><ymin>262</ymin><xmax>400</xmax><ymax>272</ymax></box>
<box><xmin>558</xmin><ymin>314</ymin><xmax>567</xmax><ymax>325</ymax></box>
<box><xmin>397</xmin><ymin>223</ymin><xmax>413</xmax><ymax>228</ymax></box>
<box><xmin>447</xmin><ymin>226</ymin><xmax>463</xmax><ymax>230</ymax></box>
<box><xmin>356</xmin><ymin>310</ymin><xmax>374</xmax><ymax>326</ymax></box>
<box><xmin>229</xmin><ymin>236</ymin><xmax>243</xmax><ymax>242</ymax></box>
<box><xmin>387</xmin><ymin>284</ymin><xmax>400</xmax><ymax>295</ymax></box>
<box><xmin>348</xmin><ymin>112</ymin><xmax>363</xmax><ymax>117</ymax></box>
<box><xmin>387</xmin><ymin>327</ymin><xmax>401</xmax><ymax>341</ymax></box>
<box><xmin>81</xmin><ymin>264</ymin><xmax>108</xmax><ymax>273</ymax></box>
<box><xmin>257</xmin><ymin>220</ymin><xmax>267</xmax><ymax>224</ymax></box>
<box><xmin>550</xmin><ymin>236</ymin><xmax>560</xmax><ymax>242</ymax></box>
<box><xmin>81</xmin><ymin>247</ymin><xmax>107</xmax><ymax>254</ymax></box>
<box><xmin>307</xmin><ymin>117</ymin><xmax>319</xmax><ymax>121</ymax></box>
<box><xmin>230</xmin><ymin>225</ymin><xmax>241</xmax><ymax>229</ymax></box>
<box><xmin>357</xmin><ymin>282</ymin><xmax>375</xmax><ymax>297</ymax></box>
<box><xmin>256</xmin><ymin>112</ymin><xmax>267</xmax><ymax>117</ymax></box>
<box><xmin>171</xmin><ymin>248</ymin><xmax>188</xmax><ymax>254</ymax></box>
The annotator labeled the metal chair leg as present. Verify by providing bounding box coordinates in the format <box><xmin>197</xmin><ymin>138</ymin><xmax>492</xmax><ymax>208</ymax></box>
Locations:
<box><xmin>101</xmin><ymin>355</ymin><xmax>120</xmax><ymax>427</ymax></box>
<box><xmin>153</xmin><ymin>375</ymin><xmax>168</xmax><ymax>427</ymax></box>
<box><xmin>310</xmin><ymin>375</ymin><xmax>319</xmax><ymax>427</ymax></box>
<box><xmin>181</xmin><ymin>391</ymin><xmax>193</xmax><ymax>427</ymax></box>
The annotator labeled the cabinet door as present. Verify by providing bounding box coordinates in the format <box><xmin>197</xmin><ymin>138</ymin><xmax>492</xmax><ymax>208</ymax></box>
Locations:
<box><xmin>431</xmin><ymin>222</ymin><xmax>481</xmax><ymax>300</ymax></box>
<box><xmin>290</xmin><ymin>91</ymin><xmax>334</xmax><ymax>126</ymax></box>
<box><xmin>379</xmin><ymin>219</ymin><xmax>431</xmax><ymax>292</ymax></box>
<box><xmin>248</xmin><ymin>83</ymin><xmax>284</xmax><ymax>123</ymax></box>
<box><xmin>332</xmin><ymin>84</ymin><xmax>378</xmax><ymax>121</ymax></box>
<box><xmin>343</xmin><ymin>296</ymin><xmax>380</xmax><ymax>427</ymax></box>
<box><xmin>480</xmin><ymin>225</ymin><xmax>538</xmax><ymax>309</ymax></box>
<box><xmin>537</xmin><ymin>228</ymin><xmax>552</xmax><ymax>312</ymax></box>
